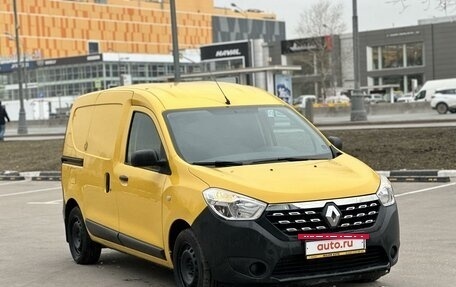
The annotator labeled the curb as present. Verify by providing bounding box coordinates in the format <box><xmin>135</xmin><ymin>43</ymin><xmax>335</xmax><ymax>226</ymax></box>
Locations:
<box><xmin>0</xmin><ymin>171</ymin><xmax>26</xmax><ymax>181</ymax></box>
<box><xmin>31</xmin><ymin>171</ymin><xmax>62</xmax><ymax>181</ymax></box>
<box><xmin>0</xmin><ymin>171</ymin><xmax>61</xmax><ymax>181</ymax></box>
<box><xmin>378</xmin><ymin>169</ymin><xmax>453</xmax><ymax>183</ymax></box>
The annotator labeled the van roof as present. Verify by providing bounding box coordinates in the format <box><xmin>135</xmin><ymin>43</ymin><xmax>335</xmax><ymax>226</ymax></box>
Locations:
<box><xmin>108</xmin><ymin>81</ymin><xmax>283</xmax><ymax>110</ymax></box>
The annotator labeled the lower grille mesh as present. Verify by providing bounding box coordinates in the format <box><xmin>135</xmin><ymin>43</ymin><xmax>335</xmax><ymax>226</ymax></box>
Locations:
<box><xmin>272</xmin><ymin>247</ymin><xmax>389</xmax><ymax>279</ymax></box>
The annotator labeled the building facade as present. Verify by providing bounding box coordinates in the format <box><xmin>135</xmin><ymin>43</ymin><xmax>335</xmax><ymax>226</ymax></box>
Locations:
<box><xmin>0</xmin><ymin>0</ymin><xmax>285</xmax><ymax>112</ymax></box>
<box><xmin>359</xmin><ymin>19</ymin><xmax>456</xmax><ymax>94</ymax></box>
<box><xmin>280</xmin><ymin>36</ymin><xmax>343</xmax><ymax>101</ymax></box>
<box><xmin>281</xmin><ymin>17</ymin><xmax>456</xmax><ymax>101</ymax></box>
<box><xmin>0</xmin><ymin>0</ymin><xmax>281</xmax><ymax>60</ymax></box>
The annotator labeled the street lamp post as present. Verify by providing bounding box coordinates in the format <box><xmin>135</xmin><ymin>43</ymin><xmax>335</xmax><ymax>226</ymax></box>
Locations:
<box><xmin>350</xmin><ymin>0</ymin><xmax>367</xmax><ymax>121</ymax></box>
<box><xmin>170</xmin><ymin>0</ymin><xmax>180</xmax><ymax>82</ymax></box>
<box><xmin>322</xmin><ymin>24</ymin><xmax>337</xmax><ymax>98</ymax></box>
<box><xmin>12</xmin><ymin>0</ymin><xmax>28</xmax><ymax>134</ymax></box>
<box><xmin>230</xmin><ymin>3</ymin><xmax>248</xmax><ymax>18</ymax></box>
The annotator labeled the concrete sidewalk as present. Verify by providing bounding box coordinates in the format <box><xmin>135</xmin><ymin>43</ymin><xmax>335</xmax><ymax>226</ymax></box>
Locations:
<box><xmin>313</xmin><ymin>110</ymin><xmax>456</xmax><ymax>126</ymax></box>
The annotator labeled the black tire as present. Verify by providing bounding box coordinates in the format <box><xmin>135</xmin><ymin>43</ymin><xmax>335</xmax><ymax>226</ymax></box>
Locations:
<box><xmin>436</xmin><ymin>103</ymin><xmax>448</xmax><ymax>114</ymax></box>
<box><xmin>67</xmin><ymin>207</ymin><xmax>101</xmax><ymax>264</ymax></box>
<box><xmin>173</xmin><ymin>229</ymin><xmax>219</xmax><ymax>287</ymax></box>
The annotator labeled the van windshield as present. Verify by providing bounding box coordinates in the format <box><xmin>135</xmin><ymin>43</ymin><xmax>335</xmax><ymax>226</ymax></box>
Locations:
<box><xmin>165</xmin><ymin>106</ymin><xmax>333</xmax><ymax>166</ymax></box>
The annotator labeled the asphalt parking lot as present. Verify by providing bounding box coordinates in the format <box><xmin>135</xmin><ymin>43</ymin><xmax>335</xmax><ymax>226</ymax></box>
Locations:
<box><xmin>1</xmin><ymin>179</ymin><xmax>455</xmax><ymax>287</ymax></box>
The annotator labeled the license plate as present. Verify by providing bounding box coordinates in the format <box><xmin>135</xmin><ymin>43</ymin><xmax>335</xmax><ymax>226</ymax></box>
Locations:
<box><xmin>305</xmin><ymin>238</ymin><xmax>366</xmax><ymax>259</ymax></box>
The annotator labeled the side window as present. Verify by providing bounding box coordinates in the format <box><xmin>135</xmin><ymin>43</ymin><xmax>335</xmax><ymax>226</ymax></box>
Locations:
<box><xmin>126</xmin><ymin>112</ymin><xmax>165</xmax><ymax>165</ymax></box>
<box><xmin>415</xmin><ymin>90</ymin><xmax>425</xmax><ymax>100</ymax></box>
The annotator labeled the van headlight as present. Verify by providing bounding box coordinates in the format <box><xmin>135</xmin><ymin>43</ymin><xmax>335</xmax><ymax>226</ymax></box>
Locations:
<box><xmin>376</xmin><ymin>175</ymin><xmax>395</xmax><ymax>206</ymax></box>
<box><xmin>203</xmin><ymin>188</ymin><xmax>267</xmax><ymax>220</ymax></box>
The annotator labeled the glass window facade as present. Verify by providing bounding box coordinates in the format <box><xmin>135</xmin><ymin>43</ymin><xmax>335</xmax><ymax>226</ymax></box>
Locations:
<box><xmin>406</xmin><ymin>43</ymin><xmax>423</xmax><ymax>67</ymax></box>
<box><xmin>369</xmin><ymin>74</ymin><xmax>423</xmax><ymax>94</ymax></box>
<box><xmin>369</xmin><ymin>42</ymin><xmax>423</xmax><ymax>70</ymax></box>
<box><xmin>382</xmin><ymin>45</ymin><xmax>403</xmax><ymax>69</ymax></box>
<box><xmin>1</xmin><ymin>60</ymin><xmax>200</xmax><ymax>101</ymax></box>
<box><xmin>372</xmin><ymin>47</ymin><xmax>379</xmax><ymax>70</ymax></box>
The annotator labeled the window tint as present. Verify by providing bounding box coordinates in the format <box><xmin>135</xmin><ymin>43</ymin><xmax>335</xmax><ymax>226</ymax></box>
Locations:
<box><xmin>415</xmin><ymin>90</ymin><xmax>426</xmax><ymax>100</ymax></box>
<box><xmin>166</xmin><ymin>106</ymin><xmax>332</xmax><ymax>164</ymax></box>
<box><xmin>126</xmin><ymin>112</ymin><xmax>165</xmax><ymax>165</ymax></box>
<box><xmin>437</xmin><ymin>89</ymin><xmax>456</xmax><ymax>95</ymax></box>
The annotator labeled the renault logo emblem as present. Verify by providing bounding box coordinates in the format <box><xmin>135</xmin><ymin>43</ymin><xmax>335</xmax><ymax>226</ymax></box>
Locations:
<box><xmin>323</xmin><ymin>204</ymin><xmax>341</xmax><ymax>227</ymax></box>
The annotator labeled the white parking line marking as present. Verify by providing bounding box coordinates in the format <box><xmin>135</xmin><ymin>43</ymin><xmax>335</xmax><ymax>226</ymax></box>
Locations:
<box><xmin>396</xmin><ymin>182</ymin><xmax>456</xmax><ymax>198</ymax></box>
<box><xmin>0</xmin><ymin>187</ymin><xmax>61</xmax><ymax>198</ymax></box>
<box><xmin>0</xmin><ymin>180</ymin><xmax>27</xmax><ymax>186</ymax></box>
<box><xmin>27</xmin><ymin>199</ymin><xmax>63</xmax><ymax>205</ymax></box>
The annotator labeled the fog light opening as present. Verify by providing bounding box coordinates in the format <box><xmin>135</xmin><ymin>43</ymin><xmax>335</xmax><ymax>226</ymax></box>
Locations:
<box><xmin>249</xmin><ymin>262</ymin><xmax>267</xmax><ymax>277</ymax></box>
<box><xmin>390</xmin><ymin>246</ymin><xmax>398</xmax><ymax>260</ymax></box>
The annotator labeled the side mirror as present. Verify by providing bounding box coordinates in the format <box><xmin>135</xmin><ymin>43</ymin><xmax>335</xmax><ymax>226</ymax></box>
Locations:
<box><xmin>327</xmin><ymin>136</ymin><xmax>343</xmax><ymax>150</ymax></box>
<box><xmin>131</xmin><ymin>149</ymin><xmax>160</xmax><ymax>167</ymax></box>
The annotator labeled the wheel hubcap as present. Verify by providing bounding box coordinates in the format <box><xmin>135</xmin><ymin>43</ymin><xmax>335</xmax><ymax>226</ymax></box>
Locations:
<box><xmin>179</xmin><ymin>245</ymin><xmax>198</xmax><ymax>286</ymax></box>
<box><xmin>438</xmin><ymin>104</ymin><xmax>447</xmax><ymax>113</ymax></box>
<box><xmin>71</xmin><ymin>219</ymin><xmax>82</xmax><ymax>254</ymax></box>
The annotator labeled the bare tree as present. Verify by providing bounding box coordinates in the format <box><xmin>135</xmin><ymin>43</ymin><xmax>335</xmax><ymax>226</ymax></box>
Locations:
<box><xmin>388</xmin><ymin>0</ymin><xmax>456</xmax><ymax>13</ymax></box>
<box><xmin>295</xmin><ymin>0</ymin><xmax>347</xmax><ymax>101</ymax></box>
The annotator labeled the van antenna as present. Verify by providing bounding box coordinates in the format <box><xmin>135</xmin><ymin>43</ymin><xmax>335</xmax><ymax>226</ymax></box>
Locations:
<box><xmin>180</xmin><ymin>52</ymin><xmax>231</xmax><ymax>105</ymax></box>
<box><xmin>214</xmin><ymin>78</ymin><xmax>231</xmax><ymax>105</ymax></box>
<box><xmin>206</xmin><ymin>67</ymin><xmax>230</xmax><ymax>105</ymax></box>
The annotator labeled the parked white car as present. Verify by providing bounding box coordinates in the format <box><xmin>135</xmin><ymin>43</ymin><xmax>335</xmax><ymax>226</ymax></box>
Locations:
<box><xmin>430</xmin><ymin>88</ymin><xmax>456</xmax><ymax>114</ymax></box>
<box><xmin>396</xmin><ymin>94</ymin><xmax>415</xmax><ymax>103</ymax></box>
<box><xmin>293</xmin><ymin>95</ymin><xmax>317</xmax><ymax>109</ymax></box>
<box><xmin>365</xmin><ymin>94</ymin><xmax>385</xmax><ymax>104</ymax></box>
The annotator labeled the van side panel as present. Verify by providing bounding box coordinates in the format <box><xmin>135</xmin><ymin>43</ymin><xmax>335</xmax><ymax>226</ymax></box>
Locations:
<box><xmin>71</xmin><ymin>106</ymin><xmax>95</xmax><ymax>153</ymax></box>
<box><xmin>63</xmin><ymin>91</ymin><xmax>133</xmax><ymax>237</ymax></box>
<box><xmin>81</xmin><ymin>103</ymin><xmax>123</xmax><ymax>232</ymax></box>
<box><xmin>86</xmin><ymin>104</ymin><xmax>122</xmax><ymax>159</ymax></box>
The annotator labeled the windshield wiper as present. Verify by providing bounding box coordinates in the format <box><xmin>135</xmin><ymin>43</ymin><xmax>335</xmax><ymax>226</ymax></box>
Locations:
<box><xmin>248</xmin><ymin>157</ymin><xmax>322</xmax><ymax>165</ymax></box>
<box><xmin>191</xmin><ymin>161</ymin><xmax>244</xmax><ymax>167</ymax></box>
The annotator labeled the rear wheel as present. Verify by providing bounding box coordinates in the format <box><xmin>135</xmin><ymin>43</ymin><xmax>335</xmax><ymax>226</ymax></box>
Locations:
<box><xmin>173</xmin><ymin>229</ymin><xmax>219</xmax><ymax>287</ymax></box>
<box><xmin>67</xmin><ymin>207</ymin><xmax>101</xmax><ymax>264</ymax></box>
<box><xmin>436</xmin><ymin>103</ymin><xmax>448</xmax><ymax>114</ymax></box>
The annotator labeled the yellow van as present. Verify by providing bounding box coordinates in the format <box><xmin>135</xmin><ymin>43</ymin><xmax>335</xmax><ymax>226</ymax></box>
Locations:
<box><xmin>61</xmin><ymin>81</ymin><xmax>399</xmax><ymax>286</ymax></box>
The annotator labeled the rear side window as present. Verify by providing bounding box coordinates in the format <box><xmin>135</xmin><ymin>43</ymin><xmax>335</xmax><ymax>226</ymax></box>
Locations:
<box><xmin>437</xmin><ymin>89</ymin><xmax>456</xmax><ymax>94</ymax></box>
<box><xmin>126</xmin><ymin>112</ymin><xmax>165</xmax><ymax>164</ymax></box>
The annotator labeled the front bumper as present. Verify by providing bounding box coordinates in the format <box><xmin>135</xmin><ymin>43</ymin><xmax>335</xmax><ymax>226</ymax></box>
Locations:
<box><xmin>191</xmin><ymin>202</ymin><xmax>400</xmax><ymax>285</ymax></box>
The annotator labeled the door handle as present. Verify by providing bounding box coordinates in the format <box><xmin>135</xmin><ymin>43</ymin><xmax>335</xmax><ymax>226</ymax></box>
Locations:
<box><xmin>105</xmin><ymin>172</ymin><xmax>111</xmax><ymax>193</ymax></box>
<box><xmin>119</xmin><ymin>175</ymin><xmax>129</xmax><ymax>183</ymax></box>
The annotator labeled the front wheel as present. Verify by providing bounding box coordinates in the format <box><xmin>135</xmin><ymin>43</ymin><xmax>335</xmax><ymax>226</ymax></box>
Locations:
<box><xmin>67</xmin><ymin>207</ymin><xmax>101</xmax><ymax>264</ymax></box>
<box><xmin>436</xmin><ymin>103</ymin><xmax>448</xmax><ymax>114</ymax></box>
<box><xmin>173</xmin><ymin>229</ymin><xmax>219</xmax><ymax>287</ymax></box>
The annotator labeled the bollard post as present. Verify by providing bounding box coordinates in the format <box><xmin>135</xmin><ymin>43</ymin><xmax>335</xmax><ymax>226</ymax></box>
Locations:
<box><xmin>305</xmin><ymin>98</ymin><xmax>314</xmax><ymax>123</ymax></box>
<box><xmin>350</xmin><ymin>90</ymin><xmax>367</xmax><ymax>121</ymax></box>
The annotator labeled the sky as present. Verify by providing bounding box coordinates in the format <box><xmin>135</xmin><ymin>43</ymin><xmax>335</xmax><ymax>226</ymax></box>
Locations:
<box><xmin>214</xmin><ymin>0</ymin><xmax>453</xmax><ymax>39</ymax></box>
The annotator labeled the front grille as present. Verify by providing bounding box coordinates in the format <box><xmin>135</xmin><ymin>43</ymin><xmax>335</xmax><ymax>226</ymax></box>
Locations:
<box><xmin>271</xmin><ymin>247</ymin><xmax>389</xmax><ymax>279</ymax></box>
<box><xmin>265</xmin><ymin>195</ymin><xmax>381</xmax><ymax>237</ymax></box>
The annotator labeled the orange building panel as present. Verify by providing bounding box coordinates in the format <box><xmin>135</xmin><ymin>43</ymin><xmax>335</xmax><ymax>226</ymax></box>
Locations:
<box><xmin>0</xmin><ymin>0</ymin><xmax>272</xmax><ymax>59</ymax></box>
